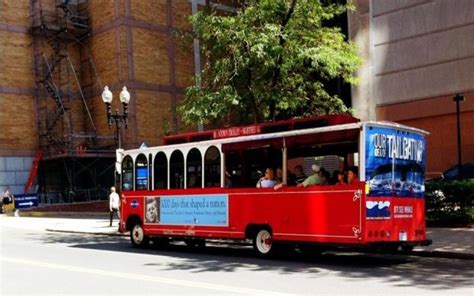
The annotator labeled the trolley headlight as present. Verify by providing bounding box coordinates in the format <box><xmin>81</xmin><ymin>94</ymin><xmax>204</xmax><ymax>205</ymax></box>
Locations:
<box><xmin>365</xmin><ymin>182</ymin><xmax>370</xmax><ymax>194</ymax></box>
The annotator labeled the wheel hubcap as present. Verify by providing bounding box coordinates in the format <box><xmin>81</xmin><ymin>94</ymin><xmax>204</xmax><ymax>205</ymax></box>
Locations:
<box><xmin>133</xmin><ymin>226</ymin><xmax>143</xmax><ymax>243</ymax></box>
<box><xmin>256</xmin><ymin>230</ymin><xmax>272</xmax><ymax>254</ymax></box>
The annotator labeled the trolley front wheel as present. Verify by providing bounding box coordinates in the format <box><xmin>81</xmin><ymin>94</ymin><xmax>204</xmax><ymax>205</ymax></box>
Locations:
<box><xmin>130</xmin><ymin>223</ymin><xmax>149</xmax><ymax>248</ymax></box>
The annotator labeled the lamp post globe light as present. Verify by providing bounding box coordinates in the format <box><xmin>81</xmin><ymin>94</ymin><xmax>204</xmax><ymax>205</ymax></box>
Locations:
<box><xmin>101</xmin><ymin>85</ymin><xmax>130</xmax><ymax>149</ymax></box>
<box><xmin>120</xmin><ymin>86</ymin><xmax>131</xmax><ymax>104</ymax></box>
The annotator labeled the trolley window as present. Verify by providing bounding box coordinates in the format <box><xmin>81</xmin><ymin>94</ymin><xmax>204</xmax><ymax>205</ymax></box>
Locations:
<box><xmin>204</xmin><ymin>146</ymin><xmax>221</xmax><ymax>187</ymax></box>
<box><xmin>135</xmin><ymin>154</ymin><xmax>148</xmax><ymax>190</ymax></box>
<box><xmin>187</xmin><ymin>148</ymin><xmax>202</xmax><ymax>188</ymax></box>
<box><xmin>170</xmin><ymin>150</ymin><xmax>184</xmax><ymax>189</ymax></box>
<box><xmin>154</xmin><ymin>152</ymin><xmax>168</xmax><ymax>190</ymax></box>
<box><xmin>122</xmin><ymin>156</ymin><xmax>133</xmax><ymax>191</ymax></box>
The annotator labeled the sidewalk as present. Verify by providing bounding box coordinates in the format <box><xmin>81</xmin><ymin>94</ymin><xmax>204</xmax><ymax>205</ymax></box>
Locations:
<box><xmin>43</xmin><ymin>218</ymin><xmax>125</xmax><ymax>236</ymax></box>
<box><xmin>2</xmin><ymin>212</ymin><xmax>473</xmax><ymax>259</ymax></box>
<box><xmin>0</xmin><ymin>214</ymin><xmax>123</xmax><ymax>236</ymax></box>
<box><xmin>414</xmin><ymin>227</ymin><xmax>474</xmax><ymax>260</ymax></box>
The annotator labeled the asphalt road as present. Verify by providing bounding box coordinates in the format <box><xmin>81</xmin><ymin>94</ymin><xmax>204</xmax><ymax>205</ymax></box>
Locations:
<box><xmin>1</xmin><ymin>217</ymin><xmax>473</xmax><ymax>295</ymax></box>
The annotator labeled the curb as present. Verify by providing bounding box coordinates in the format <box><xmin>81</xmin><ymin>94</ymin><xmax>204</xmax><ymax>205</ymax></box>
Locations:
<box><xmin>12</xmin><ymin>211</ymin><xmax>107</xmax><ymax>219</ymax></box>
<box><xmin>45</xmin><ymin>228</ymin><xmax>127</xmax><ymax>237</ymax></box>
<box><xmin>411</xmin><ymin>250</ymin><xmax>474</xmax><ymax>261</ymax></box>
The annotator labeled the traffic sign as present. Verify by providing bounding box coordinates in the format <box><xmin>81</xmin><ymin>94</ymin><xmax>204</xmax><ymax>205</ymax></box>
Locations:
<box><xmin>14</xmin><ymin>194</ymin><xmax>39</xmax><ymax>209</ymax></box>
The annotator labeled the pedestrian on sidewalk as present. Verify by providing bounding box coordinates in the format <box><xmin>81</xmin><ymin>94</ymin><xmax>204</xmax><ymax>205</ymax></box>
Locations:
<box><xmin>2</xmin><ymin>187</ymin><xmax>13</xmax><ymax>213</ymax></box>
<box><xmin>109</xmin><ymin>186</ymin><xmax>120</xmax><ymax>227</ymax></box>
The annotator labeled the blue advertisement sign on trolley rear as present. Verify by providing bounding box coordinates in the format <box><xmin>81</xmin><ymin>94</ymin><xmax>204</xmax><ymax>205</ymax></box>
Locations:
<box><xmin>364</xmin><ymin>125</ymin><xmax>426</xmax><ymax>220</ymax></box>
<box><xmin>365</xmin><ymin>125</ymin><xmax>426</xmax><ymax>198</ymax></box>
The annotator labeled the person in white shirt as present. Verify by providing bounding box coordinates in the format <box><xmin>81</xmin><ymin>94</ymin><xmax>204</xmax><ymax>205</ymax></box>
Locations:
<box><xmin>256</xmin><ymin>168</ymin><xmax>277</xmax><ymax>188</ymax></box>
<box><xmin>109</xmin><ymin>186</ymin><xmax>120</xmax><ymax>227</ymax></box>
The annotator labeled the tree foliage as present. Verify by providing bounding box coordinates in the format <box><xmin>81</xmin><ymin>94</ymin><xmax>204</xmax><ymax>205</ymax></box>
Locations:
<box><xmin>179</xmin><ymin>0</ymin><xmax>361</xmax><ymax>125</ymax></box>
<box><xmin>425</xmin><ymin>180</ymin><xmax>474</xmax><ymax>225</ymax></box>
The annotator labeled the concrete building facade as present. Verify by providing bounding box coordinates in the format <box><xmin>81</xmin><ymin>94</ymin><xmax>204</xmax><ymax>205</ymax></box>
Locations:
<box><xmin>349</xmin><ymin>0</ymin><xmax>474</xmax><ymax>175</ymax></box>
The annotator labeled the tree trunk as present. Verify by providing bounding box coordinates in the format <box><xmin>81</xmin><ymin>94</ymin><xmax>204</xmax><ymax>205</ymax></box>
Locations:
<box><xmin>269</xmin><ymin>0</ymin><xmax>298</xmax><ymax>121</ymax></box>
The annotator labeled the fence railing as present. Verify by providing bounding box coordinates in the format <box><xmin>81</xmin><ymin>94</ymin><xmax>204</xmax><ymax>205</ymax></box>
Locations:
<box><xmin>39</xmin><ymin>188</ymin><xmax>109</xmax><ymax>204</ymax></box>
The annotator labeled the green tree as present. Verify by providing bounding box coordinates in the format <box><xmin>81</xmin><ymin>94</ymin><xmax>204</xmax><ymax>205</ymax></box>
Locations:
<box><xmin>179</xmin><ymin>0</ymin><xmax>361</xmax><ymax>125</ymax></box>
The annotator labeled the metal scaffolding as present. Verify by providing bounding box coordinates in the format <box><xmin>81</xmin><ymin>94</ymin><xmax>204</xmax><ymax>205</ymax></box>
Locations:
<box><xmin>30</xmin><ymin>0</ymin><xmax>115</xmax><ymax>202</ymax></box>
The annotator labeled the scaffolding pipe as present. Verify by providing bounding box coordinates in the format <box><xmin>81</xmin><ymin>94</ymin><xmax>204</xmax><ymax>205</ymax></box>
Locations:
<box><xmin>67</xmin><ymin>53</ymin><xmax>96</xmax><ymax>132</ymax></box>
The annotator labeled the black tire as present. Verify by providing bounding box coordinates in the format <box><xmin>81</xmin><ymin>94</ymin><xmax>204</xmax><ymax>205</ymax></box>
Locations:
<box><xmin>130</xmin><ymin>223</ymin><xmax>149</xmax><ymax>248</ymax></box>
<box><xmin>253</xmin><ymin>228</ymin><xmax>274</xmax><ymax>256</ymax></box>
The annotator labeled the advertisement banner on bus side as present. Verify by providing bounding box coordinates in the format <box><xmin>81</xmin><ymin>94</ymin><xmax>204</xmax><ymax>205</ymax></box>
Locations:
<box><xmin>144</xmin><ymin>194</ymin><xmax>228</xmax><ymax>226</ymax></box>
<box><xmin>365</xmin><ymin>125</ymin><xmax>426</xmax><ymax>199</ymax></box>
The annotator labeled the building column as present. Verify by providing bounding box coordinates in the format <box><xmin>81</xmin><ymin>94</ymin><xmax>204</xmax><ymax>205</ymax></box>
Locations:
<box><xmin>348</xmin><ymin>0</ymin><xmax>375</xmax><ymax>121</ymax></box>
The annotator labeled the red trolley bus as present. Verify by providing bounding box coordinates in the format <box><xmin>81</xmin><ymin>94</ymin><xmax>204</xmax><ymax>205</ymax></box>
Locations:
<box><xmin>118</xmin><ymin>114</ymin><xmax>431</xmax><ymax>255</ymax></box>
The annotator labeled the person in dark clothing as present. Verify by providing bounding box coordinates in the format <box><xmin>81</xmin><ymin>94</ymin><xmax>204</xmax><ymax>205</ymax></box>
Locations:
<box><xmin>2</xmin><ymin>188</ymin><xmax>13</xmax><ymax>213</ymax></box>
<box><xmin>333</xmin><ymin>170</ymin><xmax>346</xmax><ymax>185</ymax></box>
<box><xmin>294</xmin><ymin>165</ymin><xmax>306</xmax><ymax>185</ymax></box>
<box><xmin>348</xmin><ymin>166</ymin><xmax>360</xmax><ymax>184</ymax></box>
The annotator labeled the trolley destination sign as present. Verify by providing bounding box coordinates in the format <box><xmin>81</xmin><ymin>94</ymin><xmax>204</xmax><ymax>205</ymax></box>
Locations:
<box><xmin>212</xmin><ymin>125</ymin><xmax>261</xmax><ymax>139</ymax></box>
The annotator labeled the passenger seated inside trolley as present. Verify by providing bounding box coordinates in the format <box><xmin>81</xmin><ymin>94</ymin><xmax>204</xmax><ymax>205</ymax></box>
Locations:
<box><xmin>297</xmin><ymin>164</ymin><xmax>320</xmax><ymax>187</ymax></box>
<box><xmin>256</xmin><ymin>168</ymin><xmax>278</xmax><ymax>188</ymax></box>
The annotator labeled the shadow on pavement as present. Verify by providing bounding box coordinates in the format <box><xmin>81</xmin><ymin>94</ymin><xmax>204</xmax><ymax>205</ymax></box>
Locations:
<box><xmin>27</xmin><ymin>231</ymin><xmax>474</xmax><ymax>291</ymax></box>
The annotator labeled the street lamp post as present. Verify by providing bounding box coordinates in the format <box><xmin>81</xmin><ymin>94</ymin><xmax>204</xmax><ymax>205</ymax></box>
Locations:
<box><xmin>101</xmin><ymin>85</ymin><xmax>131</xmax><ymax>149</ymax></box>
<box><xmin>102</xmin><ymin>86</ymin><xmax>131</xmax><ymax>190</ymax></box>
<box><xmin>453</xmin><ymin>93</ymin><xmax>464</xmax><ymax>179</ymax></box>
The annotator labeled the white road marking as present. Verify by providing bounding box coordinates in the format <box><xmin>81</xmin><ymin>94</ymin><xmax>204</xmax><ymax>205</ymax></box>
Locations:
<box><xmin>0</xmin><ymin>257</ymin><xmax>289</xmax><ymax>295</ymax></box>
